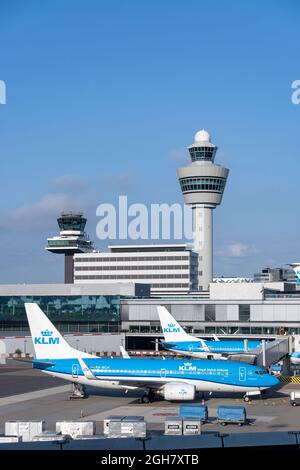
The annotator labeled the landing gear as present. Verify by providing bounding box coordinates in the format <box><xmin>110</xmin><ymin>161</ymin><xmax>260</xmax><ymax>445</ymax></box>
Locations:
<box><xmin>243</xmin><ymin>390</ymin><xmax>261</xmax><ymax>402</ymax></box>
<box><xmin>141</xmin><ymin>390</ymin><xmax>155</xmax><ymax>404</ymax></box>
<box><xmin>70</xmin><ymin>383</ymin><xmax>87</xmax><ymax>399</ymax></box>
<box><xmin>141</xmin><ymin>394</ymin><xmax>150</xmax><ymax>404</ymax></box>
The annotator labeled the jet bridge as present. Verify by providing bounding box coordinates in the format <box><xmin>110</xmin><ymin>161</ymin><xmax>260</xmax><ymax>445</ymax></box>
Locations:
<box><xmin>256</xmin><ymin>337</ymin><xmax>290</xmax><ymax>368</ymax></box>
<box><xmin>226</xmin><ymin>337</ymin><xmax>291</xmax><ymax>368</ymax></box>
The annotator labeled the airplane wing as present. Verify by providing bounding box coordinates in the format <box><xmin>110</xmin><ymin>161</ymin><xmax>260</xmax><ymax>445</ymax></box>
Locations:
<box><xmin>77</xmin><ymin>359</ymin><xmax>188</xmax><ymax>390</ymax></box>
<box><xmin>78</xmin><ymin>358</ymin><xmax>97</xmax><ymax>380</ymax></box>
<box><xmin>226</xmin><ymin>353</ymin><xmax>257</xmax><ymax>364</ymax></box>
<box><xmin>198</xmin><ymin>338</ymin><xmax>211</xmax><ymax>352</ymax></box>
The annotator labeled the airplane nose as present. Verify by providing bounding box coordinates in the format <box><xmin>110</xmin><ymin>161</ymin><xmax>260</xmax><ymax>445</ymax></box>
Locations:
<box><xmin>268</xmin><ymin>374</ymin><xmax>280</xmax><ymax>387</ymax></box>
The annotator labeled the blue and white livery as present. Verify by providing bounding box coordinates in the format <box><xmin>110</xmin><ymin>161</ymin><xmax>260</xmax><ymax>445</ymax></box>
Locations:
<box><xmin>25</xmin><ymin>303</ymin><xmax>278</xmax><ymax>403</ymax></box>
<box><xmin>158</xmin><ymin>306</ymin><xmax>261</xmax><ymax>361</ymax></box>
<box><xmin>288</xmin><ymin>263</ymin><xmax>300</xmax><ymax>283</ymax></box>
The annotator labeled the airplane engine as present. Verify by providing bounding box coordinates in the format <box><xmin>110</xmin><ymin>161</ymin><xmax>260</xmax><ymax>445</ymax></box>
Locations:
<box><xmin>158</xmin><ymin>382</ymin><xmax>196</xmax><ymax>401</ymax></box>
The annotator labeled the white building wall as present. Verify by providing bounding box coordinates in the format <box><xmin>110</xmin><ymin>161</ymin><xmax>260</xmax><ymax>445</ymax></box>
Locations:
<box><xmin>74</xmin><ymin>247</ymin><xmax>198</xmax><ymax>294</ymax></box>
<box><xmin>210</xmin><ymin>282</ymin><xmax>292</xmax><ymax>300</ymax></box>
<box><xmin>226</xmin><ymin>304</ymin><xmax>239</xmax><ymax>321</ymax></box>
<box><xmin>215</xmin><ymin>304</ymin><xmax>227</xmax><ymax>321</ymax></box>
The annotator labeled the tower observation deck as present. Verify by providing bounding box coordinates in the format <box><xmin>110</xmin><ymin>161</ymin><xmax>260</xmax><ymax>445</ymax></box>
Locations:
<box><xmin>46</xmin><ymin>212</ymin><xmax>94</xmax><ymax>283</ymax></box>
<box><xmin>177</xmin><ymin>130</ymin><xmax>229</xmax><ymax>291</ymax></box>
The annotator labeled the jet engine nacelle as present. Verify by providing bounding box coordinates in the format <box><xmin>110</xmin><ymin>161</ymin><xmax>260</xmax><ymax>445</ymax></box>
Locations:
<box><xmin>159</xmin><ymin>382</ymin><xmax>196</xmax><ymax>401</ymax></box>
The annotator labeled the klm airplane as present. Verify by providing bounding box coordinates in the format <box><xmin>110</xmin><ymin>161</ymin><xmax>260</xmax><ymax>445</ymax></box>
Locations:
<box><xmin>25</xmin><ymin>303</ymin><xmax>278</xmax><ymax>403</ymax></box>
<box><xmin>158</xmin><ymin>306</ymin><xmax>262</xmax><ymax>361</ymax></box>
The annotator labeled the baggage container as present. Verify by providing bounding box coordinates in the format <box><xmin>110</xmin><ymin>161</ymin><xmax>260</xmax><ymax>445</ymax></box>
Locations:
<box><xmin>108</xmin><ymin>416</ymin><xmax>146</xmax><ymax>438</ymax></box>
<box><xmin>183</xmin><ymin>418</ymin><xmax>202</xmax><ymax>435</ymax></box>
<box><xmin>5</xmin><ymin>421</ymin><xmax>45</xmax><ymax>442</ymax></box>
<box><xmin>32</xmin><ymin>431</ymin><xmax>67</xmax><ymax>442</ymax></box>
<box><xmin>290</xmin><ymin>391</ymin><xmax>300</xmax><ymax>406</ymax></box>
<box><xmin>56</xmin><ymin>421</ymin><xmax>95</xmax><ymax>438</ymax></box>
<box><xmin>164</xmin><ymin>416</ymin><xmax>183</xmax><ymax>435</ymax></box>
<box><xmin>0</xmin><ymin>435</ymin><xmax>22</xmax><ymax>443</ymax></box>
<box><xmin>179</xmin><ymin>405</ymin><xmax>208</xmax><ymax>423</ymax></box>
<box><xmin>217</xmin><ymin>406</ymin><xmax>247</xmax><ymax>426</ymax></box>
<box><xmin>103</xmin><ymin>415</ymin><xmax>126</xmax><ymax>435</ymax></box>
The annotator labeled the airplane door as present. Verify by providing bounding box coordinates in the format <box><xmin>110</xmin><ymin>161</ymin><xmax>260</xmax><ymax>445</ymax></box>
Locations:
<box><xmin>72</xmin><ymin>364</ymin><xmax>79</xmax><ymax>378</ymax></box>
<box><xmin>160</xmin><ymin>368</ymin><xmax>167</xmax><ymax>378</ymax></box>
<box><xmin>239</xmin><ymin>367</ymin><xmax>246</xmax><ymax>381</ymax></box>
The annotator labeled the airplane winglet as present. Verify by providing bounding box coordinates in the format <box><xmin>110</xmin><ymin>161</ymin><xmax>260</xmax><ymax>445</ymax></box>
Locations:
<box><xmin>120</xmin><ymin>346</ymin><xmax>130</xmax><ymax>359</ymax></box>
<box><xmin>78</xmin><ymin>358</ymin><xmax>96</xmax><ymax>380</ymax></box>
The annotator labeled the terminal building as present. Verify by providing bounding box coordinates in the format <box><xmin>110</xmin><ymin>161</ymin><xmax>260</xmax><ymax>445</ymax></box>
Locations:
<box><xmin>74</xmin><ymin>244</ymin><xmax>199</xmax><ymax>295</ymax></box>
<box><xmin>253</xmin><ymin>267</ymin><xmax>296</xmax><ymax>283</ymax></box>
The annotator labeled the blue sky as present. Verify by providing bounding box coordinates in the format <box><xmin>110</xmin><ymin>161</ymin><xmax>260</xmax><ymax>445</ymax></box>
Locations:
<box><xmin>0</xmin><ymin>0</ymin><xmax>299</xmax><ymax>283</ymax></box>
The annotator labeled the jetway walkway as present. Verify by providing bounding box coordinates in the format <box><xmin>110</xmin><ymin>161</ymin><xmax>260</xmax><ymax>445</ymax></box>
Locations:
<box><xmin>256</xmin><ymin>337</ymin><xmax>290</xmax><ymax>368</ymax></box>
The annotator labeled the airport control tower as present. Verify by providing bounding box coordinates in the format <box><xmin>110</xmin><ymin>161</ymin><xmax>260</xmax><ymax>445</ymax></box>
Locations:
<box><xmin>46</xmin><ymin>212</ymin><xmax>94</xmax><ymax>283</ymax></box>
<box><xmin>177</xmin><ymin>130</ymin><xmax>229</xmax><ymax>291</ymax></box>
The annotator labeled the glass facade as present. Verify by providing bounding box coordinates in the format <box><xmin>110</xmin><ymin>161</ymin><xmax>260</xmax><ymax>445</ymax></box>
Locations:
<box><xmin>75</xmin><ymin>256</ymin><xmax>190</xmax><ymax>262</ymax></box>
<box><xmin>57</xmin><ymin>214</ymin><xmax>86</xmax><ymax>232</ymax></box>
<box><xmin>239</xmin><ymin>304</ymin><xmax>251</xmax><ymax>322</ymax></box>
<box><xmin>205</xmin><ymin>304</ymin><xmax>216</xmax><ymax>322</ymax></box>
<box><xmin>75</xmin><ymin>265</ymin><xmax>189</xmax><ymax>271</ymax></box>
<box><xmin>179</xmin><ymin>177</ymin><xmax>226</xmax><ymax>193</ymax></box>
<box><xmin>48</xmin><ymin>240</ymin><xmax>81</xmax><ymax>247</ymax></box>
<box><xmin>0</xmin><ymin>295</ymin><xmax>123</xmax><ymax>332</ymax></box>
<box><xmin>188</xmin><ymin>146</ymin><xmax>216</xmax><ymax>162</ymax></box>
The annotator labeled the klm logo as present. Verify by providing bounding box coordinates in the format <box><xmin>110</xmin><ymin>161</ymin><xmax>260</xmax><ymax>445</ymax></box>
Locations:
<box><xmin>34</xmin><ymin>329</ymin><xmax>60</xmax><ymax>345</ymax></box>
<box><xmin>179</xmin><ymin>362</ymin><xmax>197</xmax><ymax>372</ymax></box>
<box><xmin>163</xmin><ymin>323</ymin><xmax>180</xmax><ymax>333</ymax></box>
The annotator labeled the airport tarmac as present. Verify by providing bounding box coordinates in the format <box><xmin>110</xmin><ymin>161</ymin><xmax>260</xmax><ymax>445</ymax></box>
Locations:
<box><xmin>0</xmin><ymin>360</ymin><xmax>300</xmax><ymax>435</ymax></box>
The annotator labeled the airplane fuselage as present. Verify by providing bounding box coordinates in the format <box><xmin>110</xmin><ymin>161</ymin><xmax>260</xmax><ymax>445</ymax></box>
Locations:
<box><xmin>34</xmin><ymin>357</ymin><xmax>278</xmax><ymax>394</ymax></box>
<box><xmin>162</xmin><ymin>340</ymin><xmax>261</xmax><ymax>359</ymax></box>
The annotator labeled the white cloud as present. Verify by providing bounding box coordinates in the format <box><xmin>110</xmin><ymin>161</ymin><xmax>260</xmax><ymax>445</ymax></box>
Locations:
<box><xmin>50</xmin><ymin>174</ymin><xmax>86</xmax><ymax>192</ymax></box>
<box><xmin>217</xmin><ymin>242</ymin><xmax>257</xmax><ymax>258</ymax></box>
<box><xmin>103</xmin><ymin>170</ymin><xmax>135</xmax><ymax>190</ymax></box>
<box><xmin>1</xmin><ymin>193</ymin><xmax>88</xmax><ymax>232</ymax></box>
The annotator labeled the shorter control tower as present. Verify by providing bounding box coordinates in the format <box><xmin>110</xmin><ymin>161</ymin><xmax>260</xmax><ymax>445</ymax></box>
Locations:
<box><xmin>46</xmin><ymin>212</ymin><xmax>94</xmax><ymax>283</ymax></box>
<box><xmin>177</xmin><ymin>130</ymin><xmax>229</xmax><ymax>291</ymax></box>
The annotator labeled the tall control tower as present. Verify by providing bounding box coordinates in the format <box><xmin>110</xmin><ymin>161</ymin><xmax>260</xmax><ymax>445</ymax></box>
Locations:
<box><xmin>46</xmin><ymin>212</ymin><xmax>94</xmax><ymax>283</ymax></box>
<box><xmin>177</xmin><ymin>130</ymin><xmax>229</xmax><ymax>291</ymax></box>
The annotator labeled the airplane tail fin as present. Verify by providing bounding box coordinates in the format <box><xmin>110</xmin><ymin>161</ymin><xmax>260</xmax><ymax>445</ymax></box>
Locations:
<box><xmin>291</xmin><ymin>264</ymin><xmax>300</xmax><ymax>282</ymax></box>
<box><xmin>25</xmin><ymin>303</ymin><xmax>93</xmax><ymax>360</ymax></box>
<box><xmin>157</xmin><ymin>306</ymin><xmax>199</xmax><ymax>343</ymax></box>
